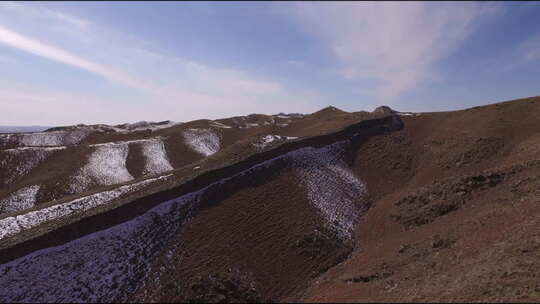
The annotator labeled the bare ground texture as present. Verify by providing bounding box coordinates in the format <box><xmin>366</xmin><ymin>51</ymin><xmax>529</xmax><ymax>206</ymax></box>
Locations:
<box><xmin>301</xmin><ymin>96</ymin><xmax>540</xmax><ymax>303</ymax></box>
<box><xmin>0</xmin><ymin>97</ymin><xmax>539</xmax><ymax>302</ymax></box>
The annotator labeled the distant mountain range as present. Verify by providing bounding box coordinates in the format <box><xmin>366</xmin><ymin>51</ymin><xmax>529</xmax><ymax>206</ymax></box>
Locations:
<box><xmin>0</xmin><ymin>126</ymin><xmax>52</xmax><ymax>133</ymax></box>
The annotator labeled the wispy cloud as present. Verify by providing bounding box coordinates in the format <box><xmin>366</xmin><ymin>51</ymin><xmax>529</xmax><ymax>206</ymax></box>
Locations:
<box><xmin>0</xmin><ymin>2</ymin><xmax>90</xmax><ymax>30</ymax></box>
<box><xmin>0</xmin><ymin>3</ymin><xmax>321</xmax><ymax>124</ymax></box>
<box><xmin>518</xmin><ymin>33</ymin><xmax>540</xmax><ymax>63</ymax></box>
<box><xmin>288</xmin><ymin>2</ymin><xmax>501</xmax><ymax>101</ymax></box>
<box><xmin>0</xmin><ymin>25</ymin><xmax>152</xmax><ymax>90</ymax></box>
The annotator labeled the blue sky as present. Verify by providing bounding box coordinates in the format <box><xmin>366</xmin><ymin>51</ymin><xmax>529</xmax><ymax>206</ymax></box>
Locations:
<box><xmin>1</xmin><ymin>2</ymin><xmax>540</xmax><ymax>125</ymax></box>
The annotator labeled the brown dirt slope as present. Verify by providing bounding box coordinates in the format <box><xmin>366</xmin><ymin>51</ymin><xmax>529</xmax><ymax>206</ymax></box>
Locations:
<box><xmin>1</xmin><ymin>97</ymin><xmax>538</xmax><ymax>303</ymax></box>
<box><xmin>0</xmin><ymin>111</ymin><xmax>398</xmax><ymax>303</ymax></box>
<box><xmin>0</xmin><ymin>108</ymin><xmax>375</xmax><ymax>214</ymax></box>
<box><xmin>302</xmin><ymin>96</ymin><xmax>540</xmax><ymax>302</ymax></box>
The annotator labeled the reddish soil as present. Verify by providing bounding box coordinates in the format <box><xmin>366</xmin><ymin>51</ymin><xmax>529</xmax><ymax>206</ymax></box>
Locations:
<box><xmin>302</xmin><ymin>96</ymin><xmax>540</xmax><ymax>302</ymax></box>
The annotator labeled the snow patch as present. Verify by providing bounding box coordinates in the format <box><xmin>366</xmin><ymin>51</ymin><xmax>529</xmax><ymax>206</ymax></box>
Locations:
<box><xmin>82</xmin><ymin>137</ymin><xmax>172</xmax><ymax>179</ymax></box>
<box><xmin>0</xmin><ymin>185</ymin><xmax>41</xmax><ymax>214</ymax></box>
<box><xmin>182</xmin><ymin>128</ymin><xmax>221</xmax><ymax>157</ymax></box>
<box><xmin>0</xmin><ymin>147</ymin><xmax>66</xmax><ymax>185</ymax></box>
<box><xmin>140</xmin><ymin>138</ymin><xmax>173</xmax><ymax>176</ymax></box>
<box><xmin>274</xmin><ymin>113</ymin><xmax>303</xmax><ymax>119</ymax></box>
<box><xmin>239</xmin><ymin>123</ymin><xmax>260</xmax><ymax>129</ymax></box>
<box><xmin>253</xmin><ymin>135</ymin><xmax>298</xmax><ymax>149</ymax></box>
<box><xmin>396</xmin><ymin>112</ymin><xmax>419</xmax><ymax>116</ymax></box>
<box><xmin>0</xmin><ymin>134</ymin><xmax>16</xmax><ymax>148</ymax></box>
<box><xmin>210</xmin><ymin>121</ymin><xmax>232</xmax><ymax>129</ymax></box>
<box><xmin>287</xmin><ymin>142</ymin><xmax>367</xmax><ymax>240</ymax></box>
<box><xmin>70</xmin><ymin>142</ymin><xmax>133</xmax><ymax>194</ymax></box>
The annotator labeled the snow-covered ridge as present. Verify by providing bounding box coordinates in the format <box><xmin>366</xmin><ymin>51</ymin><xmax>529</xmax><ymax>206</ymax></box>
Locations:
<box><xmin>0</xmin><ymin>174</ymin><xmax>172</xmax><ymax>241</ymax></box>
<box><xmin>114</xmin><ymin>120</ymin><xmax>180</xmax><ymax>132</ymax></box>
<box><xmin>0</xmin><ymin>147</ymin><xmax>66</xmax><ymax>185</ymax></box>
<box><xmin>8</xmin><ymin>130</ymin><xmax>89</xmax><ymax>147</ymax></box>
<box><xmin>274</xmin><ymin>112</ymin><xmax>304</xmax><ymax>118</ymax></box>
<box><xmin>182</xmin><ymin>128</ymin><xmax>221</xmax><ymax>156</ymax></box>
<box><xmin>54</xmin><ymin>121</ymin><xmax>181</xmax><ymax>134</ymax></box>
<box><xmin>0</xmin><ymin>185</ymin><xmax>41</xmax><ymax>214</ymax></box>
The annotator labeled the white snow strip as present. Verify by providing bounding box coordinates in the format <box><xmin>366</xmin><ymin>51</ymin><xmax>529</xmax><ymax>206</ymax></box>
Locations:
<box><xmin>182</xmin><ymin>128</ymin><xmax>221</xmax><ymax>157</ymax></box>
<box><xmin>89</xmin><ymin>138</ymin><xmax>157</xmax><ymax>148</ymax></box>
<box><xmin>210</xmin><ymin>121</ymin><xmax>232</xmax><ymax>129</ymax></box>
<box><xmin>3</xmin><ymin>146</ymin><xmax>67</xmax><ymax>152</ymax></box>
<box><xmin>0</xmin><ymin>147</ymin><xmax>66</xmax><ymax>185</ymax></box>
<box><xmin>253</xmin><ymin>135</ymin><xmax>298</xmax><ymax>149</ymax></box>
<box><xmin>0</xmin><ymin>185</ymin><xmax>41</xmax><ymax>214</ymax></box>
<box><xmin>70</xmin><ymin>142</ymin><xmax>133</xmax><ymax>194</ymax></box>
<box><xmin>139</xmin><ymin>138</ymin><xmax>173</xmax><ymax>176</ymax></box>
<box><xmin>397</xmin><ymin>112</ymin><xmax>419</xmax><ymax>116</ymax></box>
<box><xmin>238</xmin><ymin>122</ymin><xmax>260</xmax><ymax>129</ymax></box>
<box><xmin>0</xmin><ymin>174</ymin><xmax>171</xmax><ymax>241</ymax></box>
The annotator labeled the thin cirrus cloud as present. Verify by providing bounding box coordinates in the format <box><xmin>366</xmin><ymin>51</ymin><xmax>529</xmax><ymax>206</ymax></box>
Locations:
<box><xmin>289</xmin><ymin>2</ymin><xmax>502</xmax><ymax>101</ymax></box>
<box><xmin>0</xmin><ymin>25</ymin><xmax>152</xmax><ymax>90</ymax></box>
<box><xmin>0</xmin><ymin>3</ymin><xmax>321</xmax><ymax>125</ymax></box>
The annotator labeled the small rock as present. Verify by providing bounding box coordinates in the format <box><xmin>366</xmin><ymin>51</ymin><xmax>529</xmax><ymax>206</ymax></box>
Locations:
<box><xmin>398</xmin><ymin>244</ymin><xmax>408</xmax><ymax>253</ymax></box>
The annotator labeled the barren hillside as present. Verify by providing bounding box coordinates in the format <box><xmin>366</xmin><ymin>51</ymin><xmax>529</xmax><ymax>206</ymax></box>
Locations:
<box><xmin>0</xmin><ymin>97</ymin><xmax>539</xmax><ymax>302</ymax></box>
